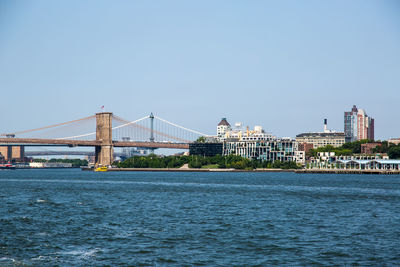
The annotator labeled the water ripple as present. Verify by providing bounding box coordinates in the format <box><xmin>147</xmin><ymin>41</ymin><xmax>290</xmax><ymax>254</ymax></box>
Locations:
<box><xmin>1</xmin><ymin>169</ymin><xmax>400</xmax><ymax>265</ymax></box>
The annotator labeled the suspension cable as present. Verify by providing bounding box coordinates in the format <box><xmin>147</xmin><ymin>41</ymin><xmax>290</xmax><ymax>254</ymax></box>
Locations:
<box><xmin>56</xmin><ymin>131</ymin><xmax>96</xmax><ymax>140</ymax></box>
<box><xmin>111</xmin><ymin>116</ymin><xmax>149</xmax><ymax>130</ymax></box>
<box><xmin>113</xmin><ymin>115</ymin><xmax>190</xmax><ymax>143</ymax></box>
<box><xmin>154</xmin><ymin>116</ymin><xmax>209</xmax><ymax>136</ymax></box>
<box><xmin>1</xmin><ymin>115</ymin><xmax>96</xmax><ymax>136</ymax></box>
<box><xmin>58</xmin><ymin>115</ymin><xmax>149</xmax><ymax>140</ymax></box>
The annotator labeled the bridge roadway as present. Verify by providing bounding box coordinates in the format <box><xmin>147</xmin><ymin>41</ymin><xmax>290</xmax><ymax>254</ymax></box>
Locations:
<box><xmin>25</xmin><ymin>151</ymin><xmax>125</xmax><ymax>157</ymax></box>
<box><xmin>0</xmin><ymin>138</ymin><xmax>190</xmax><ymax>149</ymax></box>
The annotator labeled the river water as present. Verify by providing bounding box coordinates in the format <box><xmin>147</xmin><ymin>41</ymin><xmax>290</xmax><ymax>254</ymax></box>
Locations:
<box><xmin>1</xmin><ymin>169</ymin><xmax>399</xmax><ymax>266</ymax></box>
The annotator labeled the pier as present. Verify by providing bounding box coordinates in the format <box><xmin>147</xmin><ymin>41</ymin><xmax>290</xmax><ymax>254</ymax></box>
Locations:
<box><xmin>295</xmin><ymin>169</ymin><xmax>400</xmax><ymax>175</ymax></box>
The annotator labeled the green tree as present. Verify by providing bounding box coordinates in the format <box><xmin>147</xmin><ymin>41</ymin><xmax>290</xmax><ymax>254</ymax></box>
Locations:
<box><xmin>388</xmin><ymin>145</ymin><xmax>400</xmax><ymax>159</ymax></box>
<box><xmin>195</xmin><ymin>136</ymin><xmax>206</xmax><ymax>143</ymax></box>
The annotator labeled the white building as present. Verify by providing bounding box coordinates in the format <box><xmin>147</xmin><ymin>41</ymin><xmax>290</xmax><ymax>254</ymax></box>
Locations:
<box><xmin>218</xmin><ymin>119</ymin><xmax>274</xmax><ymax>142</ymax></box>
<box><xmin>217</xmin><ymin>118</ymin><xmax>231</xmax><ymax>141</ymax></box>
<box><xmin>29</xmin><ymin>162</ymin><xmax>73</xmax><ymax>168</ymax></box>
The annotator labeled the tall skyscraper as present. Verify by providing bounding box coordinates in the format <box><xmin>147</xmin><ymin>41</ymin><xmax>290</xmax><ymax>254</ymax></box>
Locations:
<box><xmin>344</xmin><ymin>105</ymin><xmax>374</xmax><ymax>142</ymax></box>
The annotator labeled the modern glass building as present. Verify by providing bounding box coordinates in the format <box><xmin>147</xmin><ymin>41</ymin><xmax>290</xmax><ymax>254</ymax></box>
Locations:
<box><xmin>189</xmin><ymin>142</ymin><xmax>223</xmax><ymax>157</ymax></box>
<box><xmin>223</xmin><ymin>138</ymin><xmax>299</xmax><ymax>162</ymax></box>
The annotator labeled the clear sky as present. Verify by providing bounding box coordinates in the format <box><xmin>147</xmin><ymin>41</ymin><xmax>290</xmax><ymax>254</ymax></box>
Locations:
<box><xmin>1</xmin><ymin>0</ymin><xmax>399</xmax><ymax>140</ymax></box>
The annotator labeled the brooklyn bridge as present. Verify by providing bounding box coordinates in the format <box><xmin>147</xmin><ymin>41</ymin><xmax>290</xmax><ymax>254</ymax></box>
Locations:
<box><xmin>0</xmin><ymin>112</ymin><xmax>210</xmax><ymax>167</ymax></box>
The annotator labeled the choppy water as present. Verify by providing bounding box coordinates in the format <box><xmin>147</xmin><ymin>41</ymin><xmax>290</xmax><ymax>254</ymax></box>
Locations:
<box><xmin>1</xmin><ymin>169</ymin><xmax>400</xmax><ymax>266</ymax></box>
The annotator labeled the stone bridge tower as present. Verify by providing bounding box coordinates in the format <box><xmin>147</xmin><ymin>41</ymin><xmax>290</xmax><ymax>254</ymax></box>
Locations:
<box><xmin>95</xmin><ymin>112</ymin><xmax>113</xmax><ymax>167</ymax></box>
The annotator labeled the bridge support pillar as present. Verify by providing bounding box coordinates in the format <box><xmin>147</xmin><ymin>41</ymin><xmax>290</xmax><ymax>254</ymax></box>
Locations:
<box><xmin>95</xmin><ymin>112</ymin><xmax>113</xmax><ymax>167</ymax></box>
<box><xmin>0</xmin><ymin>145</ymin><xmax>25</xmax><ymax>162</ymax></box>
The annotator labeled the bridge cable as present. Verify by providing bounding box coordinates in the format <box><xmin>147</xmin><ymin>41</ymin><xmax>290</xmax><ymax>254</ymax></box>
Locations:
<box><xmin>154</xmin><ymin>116</ymin><xmax>210</xmax><ymax>137</ymax></box>
<box><xmin>112</xmin><ymin>115</ymin><xmax>191</xmax><ymax>143</ymax></box>
<box><xmin>1</xmin><ymin>115</ymin><xmax>96</xmax><ymax>136</ymax></box>
<box><xmin>56</xmin><ymin>116</ymin><xmax>149</xmax><ymax>140</ymax></box>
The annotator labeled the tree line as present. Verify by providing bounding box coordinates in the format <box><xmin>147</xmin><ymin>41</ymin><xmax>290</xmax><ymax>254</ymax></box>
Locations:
<box><xmin>115</xmin><ymin>154</ymin><xmax>300</xmax><ymax>170</ymax></box>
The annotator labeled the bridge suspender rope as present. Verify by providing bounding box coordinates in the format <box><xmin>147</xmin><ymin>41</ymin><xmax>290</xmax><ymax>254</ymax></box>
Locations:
<box><xmin>57</xmin><ymin>116</ymin><xmax>149</xmax><ymax>140</ymax></box>
<box><xmin>0</xmin><ymin>115</ymin><xmax>96</xmax><ymax>136</ymax></box>
<box><xmin>111</xmin><ymin>116</ymin><xmax>148</xmax><ymax>130</ymax></box>
<box><xmin>154</xmin><ymin>116</ymin><xmax>209</xmax><ymax>137</ymax></box>
<box><xmin>112</xmin><ymin>115</ymin><xmax>191</xmax><ymax>143</ymax></box>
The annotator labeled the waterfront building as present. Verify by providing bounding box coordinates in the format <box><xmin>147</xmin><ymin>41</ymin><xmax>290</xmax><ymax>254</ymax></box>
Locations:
<box><xmin>360</xmin><ymin>143</ymin><xmax>382</xmax><ymax>154</ymax></box>
<box><xmin>216</xmin><ymin>119</ymin><xmax>302</xmax><ymax>163</ymax></box>
<box><xmin>344</xmin><ymin>105</ymin><xmax>374</xmax><ymax>142</ymax></box>
<box><xmin>223</xmin><ymin>137</ymin><xmax>299</xmax><ymax>163</ymax></box>
<box><xmin>225</xmin><ymin>125</ymin><xmax>275</xmax><ymax>141</ymax></box>
<box><xmin>296</xmin><ymin>120</ymin><xmax>345</xmax><ymax>148</ymax></box>
<box><xmin>388</xmin><ymin>138</ymin><xmax>400</xmax><ymax>146</ymax></box>
<box><xmin>308</xmin><ymin>152</ymin><xmax>390</xmax><ymax>169</ymax></box>
<box><xmin>296</xmin><ymin>132</ymin><xmax>345</xmax><ymax>149</ymax></box>
<box><xmin>189</xmin><ymin>142</ymin><xmax>223</xmax><ymax>157</ymax></box>
<box><xmin>217</xmin><ymin>118</ymin><xmax>275</xmax><ymax>142</ymax></box>
<box><xmin>309</xmin><ymin>158</ymin><xmax>400</xmax><ymax>170</ymax></box>
<box><xmin>218</xmin><ymin>119</ymin><xmax>275</xmax><ymax>142</ymax></box>
<box><xmin>217</xmin><ymin>118</ymin><xmax>231</xmax><ymax>141</ymax></box>
<box><xmin>298</xmin><ymin>143</ymin><xmax>314</xmax><ymax>153</ymax></box>
<box><xmin>295</xmin><ymin>151</ymin><xmax>306</xmax><ymax>164</ymax></box>
<box><xmin>333</xmin><ymin>159</ymin><xmax>400</xmax><ymax>170</ymax></box>
<box><xmin>29</xmin><ymin>162</ymin><xmax>73</xmax><ymax>168</ymax></box>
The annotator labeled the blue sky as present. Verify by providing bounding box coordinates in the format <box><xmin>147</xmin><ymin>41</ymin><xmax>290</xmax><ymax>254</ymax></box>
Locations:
<box><xmin>1</xmin><ymin>0</ymin><xmax>399</xmax><ymax>140</ymax></box>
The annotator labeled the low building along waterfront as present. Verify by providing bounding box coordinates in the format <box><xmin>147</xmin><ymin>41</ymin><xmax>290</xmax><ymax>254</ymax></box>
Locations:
<box><xmin>296</xmin><ymin>132</ymin><xmax>345</xmax><ymax>148</ymax></box>
<box><xmin>334</xmin><ymin>159</ymin><xmax>400</xmax><ymax>170</ymax></box>
<box><xmin>296</xmin><ymin>119</ymin><xmax>345</xmax><ymax>148</ymax></box>
<box><xmin>189</xmin><ymin>142</ymin><xmax>223</xmax><ymax>157</ymax></box>
<box><xmin>29</xmin><ymin>162</ymin><xmax>73</xmax><ymax>168</ymax></box>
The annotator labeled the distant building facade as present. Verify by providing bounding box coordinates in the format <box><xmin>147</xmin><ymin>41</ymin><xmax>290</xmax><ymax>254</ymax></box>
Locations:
<box><xmin>360</xmin><ymin>143</ymin><xmax>382</xmax><ymax>154</ymax></box>
<box><xmin>29</xmin><ymin>162</ymin><xmax>72</xmax><ymax>168</ymax></box>
<box><xmin>388</xmin><ymin>138</ymin><xmax>400</xmax><ymax>146</ymax></box>
<box><xmin>344</xmin><ymin>105</ymin><xmax>374</xmax><ymax>142</ymax></box>
<box><xmin>298</xmin><ymin>143</ymin><xmax>314</xmax><ymax>153</ymax></box>
<box><xmin>120</xmin><ymin>137</ymin><xmax>149</xmax><ymax>160</ymax></box>
<box><xmin>213</xmin><ymin>118</ymin><xmax>303</xmax><ymax>163</ymax></box>
<box><xmin>189</xmin><ymin>142</ymin><xmax>223</xmax><ymax>157</ymax></box>
<box><xmin>296</xmin><ymin>132</ymin><xmax>345</xmax><ymax>148</ymax></box>
<box><xmin>296</xmin><ymin>119</ymin><xmax>345</xmax><ymax>148</ymax></box>
<box><xmin>217</xmin><ymin>118</ymin><xmax>231</xmax><ymax>141</ymax></box>
<box><xmin>223</xmin><ymin>138</ymin><xmax>300</xmax><ymax>163</ymax></box>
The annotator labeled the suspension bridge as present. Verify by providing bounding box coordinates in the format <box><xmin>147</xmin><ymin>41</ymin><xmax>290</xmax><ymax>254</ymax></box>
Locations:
<box><xmin>0</xmin><ymin>112</ymin><xmax>210</xmax><ymax>167</ymax></box>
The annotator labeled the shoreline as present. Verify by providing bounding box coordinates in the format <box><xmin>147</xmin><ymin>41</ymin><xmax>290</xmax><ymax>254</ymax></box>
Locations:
<box><xmin>98</xmin><ymin>168</ymin><xmax>294</xmax><ymax>173</ymax></box>
<box><xmin>82</xmin><ymin>167</ymin><xmax>400</xmax><ymax>175</ymax></box>
<box><xmin>295</xmin><ymin>169</ymin><xmax>400</xmax><ymax>175</ymax></box>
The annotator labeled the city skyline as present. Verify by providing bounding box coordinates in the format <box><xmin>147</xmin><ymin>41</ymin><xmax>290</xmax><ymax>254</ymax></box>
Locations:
<box><xmin>1</xmin><ymin>1</ymin><xmax>399</xmax><ymax>139</ymax></box>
